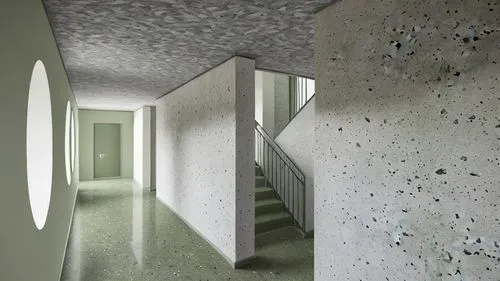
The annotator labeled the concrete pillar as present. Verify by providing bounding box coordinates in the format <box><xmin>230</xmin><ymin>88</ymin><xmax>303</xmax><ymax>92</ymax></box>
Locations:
<box><xmin>315</xmin><ymin>1</ymin><xmax>499</xmax><ymax>280</ymax></box>
<box><xmin>134</xmin><ymin>106</ymin><xmax>152</xmax><ymax>189</ymax></box>
<box><xmin>156</xmin><ymin>57</ymin><xmax>255</xmax><ymax>267</ymax></box>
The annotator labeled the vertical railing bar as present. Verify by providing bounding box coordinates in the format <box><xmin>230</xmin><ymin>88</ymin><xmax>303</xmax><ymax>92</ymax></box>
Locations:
<box><xmin>288</xmin><ymin>169</ymin><xmax>291</xmax><ymax>216</ymax></box>
<box><xmin>297</xmin><ymin>78</ymin><xmax>300</xmax><ymax>113</ymax></box>
<box><xmin>282</xmin><ymin>161</ymin><xmax>285</xmax><ymax>202</ymax></box>
<box><xmin>294</xmin><ymin>78</ymin><xmax>300</xmax><ymax>116</ymax></box>
<box><xmin>274</xmin><ymin>155</ymin><xmax>277</xmax><ymax>198</ymax></box>
<box><xmin>297</xmin><ymin>78</ymin><xmax>304</xmax><ymax>112</ymax></box>
<box><xmin>302</xmin><ymin>77</ymin><xmax>306</xmax><ymax>108</ymax></box>
<box><xmin>302</xmin><ymin>78</ymin><xmax>305</xmax><ymax>108</ymax></box>
<box><xmin>275</xmin><ymin>154</ymin><xmax>278</xmax><ymax>192</ymax></box>
<box><xmin>259</xmin><ymin>132</ymin><xmax>261</xmax><ymax>167</ymax></box>
<box><xmin>303</xmin><ymin>181</ymin><xmax>306</xmax><ymax>229</ymax></box>
<box><xmin>271</xmin><ymin>150</ymin><xmax>276</xmax><ymax>186</ymax></box>
<box><xmin>279</xmin><ymin>160</ymin><xmax>282</xmax><ymax>200</ymax></box>
<box><xmin>287</xmin><ymin>168</ymin><xmax>289</xmax><ymax>213</ymax></box>
<box><xmin>266</xmin><ymin>140</ymin><xmax>269</xmax><ymax>187</ymax></box>
<box><xmin>299</xmin><ymin>77</ymin><xmax>302</xmax><ymax>109</ymax></box>
<box><xmin>297</xmin><ymin>78</ymin><xmax>300</xmax><ymax>114</ymax></box>
<box><xmin>260</xmin><ymin>134</ymin><xmax>263</xmax><ymax>170</ymax></box>
<box><xmin>302</xmin><ymin>77</ymin><xmax>305</xmax><ymax>108</ymax></box>
<box><xmin>292</xmin><ymin>176</ymin><xmax>295</xmax><ymax>225</ymax></box>
<box><xmin>257</xmin><ymin>131</ymin><xmax>262</xmax><ymax>166</ymax></box>
<box><xmin>271</xmin><ymin>150</ymin><xmax>276</xmax><ymax>189</ymax></box>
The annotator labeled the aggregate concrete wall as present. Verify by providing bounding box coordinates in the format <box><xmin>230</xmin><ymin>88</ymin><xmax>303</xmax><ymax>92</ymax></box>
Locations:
<box><xmin>315</xmin><ymin>1</ymin><xmax>500</xmax><ymax>280</ymax></box>
<box><xmin>156</xmin><ymin>57</ymin><xmax>255</xmax><ymax>265</ymax></box>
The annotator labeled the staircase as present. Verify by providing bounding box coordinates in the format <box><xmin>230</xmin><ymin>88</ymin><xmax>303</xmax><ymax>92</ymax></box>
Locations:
<box><xmin>255</xmin><ymin>164</ymin><xmax>291</xmax><ymax>234</ymax></box>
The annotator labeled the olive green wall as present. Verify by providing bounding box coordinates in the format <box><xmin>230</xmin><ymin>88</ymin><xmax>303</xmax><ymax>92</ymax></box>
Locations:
<box><xmin>0</xmin><ymin>0</ymin><xmax>79</xmax><ymax>280</ymax></box>
<box><xmin>79</xmin><ymin>109</ymin><xmax>134</xmax><ymax>181</ymax></box>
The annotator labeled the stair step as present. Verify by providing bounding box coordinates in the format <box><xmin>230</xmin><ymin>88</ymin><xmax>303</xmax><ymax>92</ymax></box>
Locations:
<box><xmin>255</xmin><ymin>176</ymin><xmax>267</xmax><ymax>187</ymax></box>
<box><xmin>255</xmin><ymin>199</ymin><xmax>283</xmax><ymax>216</ymax></box>
<box><xmin>255</xmin><ymin>212</ymin><xmax>291</xmax><ymax>234</ymax></box>
<box><xmin>255</xmin><ymin>187</ymin><xmax>274</xmax><ymax>200</ymax></box>
<box><xmin>255</xmin><ymin>167</ymin><xmax>263</xmax><ymax>176</ymax></box>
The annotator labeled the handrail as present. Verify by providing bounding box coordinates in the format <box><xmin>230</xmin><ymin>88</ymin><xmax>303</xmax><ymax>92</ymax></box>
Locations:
<box><xmin>255</xmin><ymin>121</ymin><xmax>306</xmax><ymax>231</ymax></box>
<box><xmin>255</xmin><ymin>121</ymin><xmax>305</xmax><ymax>183</ymax></box>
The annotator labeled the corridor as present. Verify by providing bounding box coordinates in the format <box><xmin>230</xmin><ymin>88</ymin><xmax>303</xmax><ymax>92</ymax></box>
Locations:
<box><xmin>60</xmin><ymin>180</ymin><xmax>313</xmax><ymax>281</ymax></box>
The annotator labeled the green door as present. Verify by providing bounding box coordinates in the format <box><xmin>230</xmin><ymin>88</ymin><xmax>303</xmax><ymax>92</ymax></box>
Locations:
<box><xmin>94</xmin><ymin>123</ymin><xmax>121</xmax><ymax>178</ymax></box>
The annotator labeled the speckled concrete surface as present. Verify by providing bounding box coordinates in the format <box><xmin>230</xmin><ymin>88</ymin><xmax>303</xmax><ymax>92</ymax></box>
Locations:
<box><xmin>155</xmin><ymin>57</ymin><xmax>255</xmax><ymax>265</ymax></box>
<box><xmin>61</xmin><ymin>179</ymin><xmax>313</xmax><ymax>281</ymax></box>
<box><xmin>315</xmin><ymin>0</ymin><xmax>499</xmax><ymax>280</ymax></box>
<box><xmin>42</xmin><ymin>0</ymin><xmax>332</xmax><ymax>110</ymax></box>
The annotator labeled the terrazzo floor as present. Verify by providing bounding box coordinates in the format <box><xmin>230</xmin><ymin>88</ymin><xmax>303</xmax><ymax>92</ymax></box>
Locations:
<box><xmin>60</xmin><ymin>179</ymin><xmax>313</xmax><ymax>281</ymax></box>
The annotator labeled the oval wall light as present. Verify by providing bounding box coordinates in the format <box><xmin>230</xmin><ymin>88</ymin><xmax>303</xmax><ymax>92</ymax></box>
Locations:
<box><xmin>26</xmin><ymin>60</ymin><xmax>53</xmax><ymax>230</ymax></box>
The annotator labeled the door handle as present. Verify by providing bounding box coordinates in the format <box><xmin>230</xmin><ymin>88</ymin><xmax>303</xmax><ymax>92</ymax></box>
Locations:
<box><xmin>98</xmin><ymin>153</ymin><xmax>106</xmax><ymax>159</ymax></box>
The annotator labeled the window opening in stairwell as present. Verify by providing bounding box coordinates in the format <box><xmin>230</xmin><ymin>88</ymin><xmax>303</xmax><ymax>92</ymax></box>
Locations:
<box><xmin>289</xmin><ymin>76</ymin><xmax>315</xmax><ymax>121</ymax></box>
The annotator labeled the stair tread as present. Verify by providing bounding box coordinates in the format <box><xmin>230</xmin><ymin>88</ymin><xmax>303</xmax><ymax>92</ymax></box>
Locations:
<box><xmin>255</xmin><ymin>187</ymin><xmax>273</xmax><ymax>191</ymax></box>
<box><xmin>255</xmin><ymin>199</ymin><xmax>282</xmax><ymax>207</ymax></box>
<box><xmin>255</xmin><ymin>212</ymin><xmax>290</xmax><ymax>224</ymax></box>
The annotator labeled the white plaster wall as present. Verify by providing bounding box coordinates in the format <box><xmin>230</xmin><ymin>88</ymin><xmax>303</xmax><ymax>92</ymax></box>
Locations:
<box><xmin>150</xmin><ymin>107</ymin><xmax>157</xmax><ymax>190</ymax></box>
<box><xmin>255</xmin><ymin>70</ymin><xmax>264</xmax><ymax>126</ymax></box>
<box><xmin>257</xmin><ymin>71</ymin><xmax>290</xmax><ymax>138</ymax></box>
<box><xmin>262</xmin><ymin>71</ymin><xmax>276</xmax><ymax>137</ymax></box>
<box><xmin>79</xmin><ymin>110</ymin><xmax>134</xmax><ymax>181</ymax></box>
<box><xmin>315</xmin><ymin>1</ymin><xmax>500</xmax><ymax>280</ymax></box>
<box><xmin>0</xmin><ymin>0</ymin><xmax>79</xmax><ymax>280</ymax></box>
<box><xmin>275</xmin><ymin>97</ymin><xmax>315</xmax><ymax>232</ymax></box>
<box><xmin>156</xmin><ymin>57</ymin><xmax>255</xmax><ymax>265</ymax></box>
<box><xmin>134</xmin><ymin>109</ymin><xmax>144</xmax><ymax>185</ymax></box>
<box><xmin>274</xmin><ymin>73</ymin><xmax>290</xmax><ymax>137</ymax></box>
<box><xmin>133</xmin><ymin>107</ymin><xmax>151</xmax><ymax>189</ymax></box>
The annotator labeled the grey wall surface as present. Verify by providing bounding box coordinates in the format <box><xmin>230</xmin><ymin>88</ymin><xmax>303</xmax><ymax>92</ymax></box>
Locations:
<box><xmin>262</xmin><ymin>71</ymin><xmax>276</xmax><ymax>136</ymax></box>
<box><xmin>0</xmin><ymin>0</ymin><xmax>79</xmax><ymax>280</ymax></box>
<box><xmin>315</xmin><ymin>1</ymin><xmax>500</xmax><ymax>280</ymax></box>
<box><xmin>255</xmin><ymin>71</ymin><xmax>264</xmax><ymax>126</ymax></box>
<box><xmin>150</xmin><ymin>107</ymin><xmax>157</xmax><ymax>191</ymax></box>
<box><xmin>273</xmin><ymin>73</ymin><xmax>291</xmax><ymax>138</ymax></box>
<box><xmin>275</xmin><ymin>97</ymin><xmax>315</xmax><ymax>232</ymax></box>
<box><xmin>133</xmin><ymin>107</ymin><xmax>151</xmax><ymax>189</ymax></box>
<box><xmin>258</xmin><ymin>71</ymin><xmax>291</xmax><ymax>138</ymax></box>
<box><xmin>156</xmin><ymin>57</ymin><xmax>255</xmax><ymax>265</ymax></box>
<box><xmin>79</xmin><ymin>109</ymin><xmax>133</xmax><ymax>181</ymax></box>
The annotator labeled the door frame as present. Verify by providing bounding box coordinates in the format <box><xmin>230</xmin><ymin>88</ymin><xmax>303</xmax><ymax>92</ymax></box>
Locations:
<box><xmin>93</xmin><ymin>123</ymin><xmax>122</xmax><ymax>180</ymax></box>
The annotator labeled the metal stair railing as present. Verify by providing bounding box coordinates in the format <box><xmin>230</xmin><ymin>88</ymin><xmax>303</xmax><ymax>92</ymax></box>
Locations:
<box><xmin>255</xmin><ymin>121</ymin><xmax>306</xmax><ymax>231</ymax></box>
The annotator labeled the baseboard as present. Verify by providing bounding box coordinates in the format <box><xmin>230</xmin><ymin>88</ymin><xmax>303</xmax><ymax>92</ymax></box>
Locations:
<box><xmin>156</xmin><ymin>195</ymin><xmax>254</xmax><ymax>269</ymax></box>
<box><xmin>234</xmin><ymin>255</ymin><xmax>256</xmax><ymax>269</ymax></box>
<box><xmin>304</xmin><ymin>230</ymin><xmax>314</xmax><ymax>238</ymax></box>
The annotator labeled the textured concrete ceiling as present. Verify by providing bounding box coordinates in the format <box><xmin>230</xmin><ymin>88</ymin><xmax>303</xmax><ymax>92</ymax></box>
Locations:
<box><xmin>43</xmin><ymin>0</ymin><xmax>332</xmax><ymax>110</ymax></box>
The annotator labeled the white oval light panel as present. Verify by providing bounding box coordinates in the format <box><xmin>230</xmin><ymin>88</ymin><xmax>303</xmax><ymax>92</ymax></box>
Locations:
<box><xmin>70</xmin><ymin>109</ymin><xmax>76</xmax><ymax>173</ymax></box>
<box><xmin>26</xmin><ymin>60</ymin><xmax>53</xmax><ymax>230</ymax></box>
<box><xmin>65</xmin><ymin>101</ymin><xmax>72</xmax><ymax>185</ymax></box>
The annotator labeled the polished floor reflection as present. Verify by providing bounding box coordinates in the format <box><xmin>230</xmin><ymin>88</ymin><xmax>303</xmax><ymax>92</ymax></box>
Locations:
<box><xmin>61</xmin><ymin>179</ymin><xmax>313</xmax><ymax>281</ymax></box>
